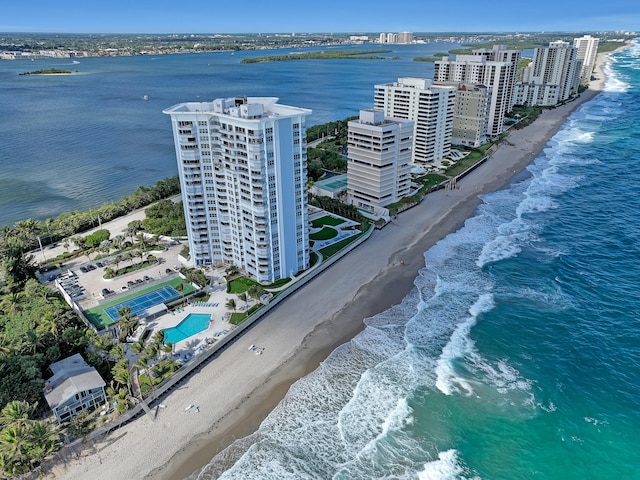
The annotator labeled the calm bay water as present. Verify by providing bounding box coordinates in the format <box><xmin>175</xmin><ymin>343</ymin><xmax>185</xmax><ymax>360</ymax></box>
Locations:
<box><xmin>191</xmin><ymin>42</ymin><xmax>640</xmax><ymax>479</ymax></box>
<box><xmin>0</xmin><ymin>42</ymin><xmax>455</xmax><ymax>228</ymax></box>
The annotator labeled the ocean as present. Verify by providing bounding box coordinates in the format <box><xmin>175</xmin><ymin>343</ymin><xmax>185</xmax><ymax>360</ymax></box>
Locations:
<box><xmin>0</xmin><ymin>42</ymin><xmax>456</xmax><ymax>228</ymax></box>
<box><xmin>192</xmin><ymin>42</ymin><xmax>640</xmax><ymax>479</ymax></box>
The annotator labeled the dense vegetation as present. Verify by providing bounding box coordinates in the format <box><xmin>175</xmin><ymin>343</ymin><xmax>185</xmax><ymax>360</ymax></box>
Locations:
<box><xmin>240</xmin><ymin>49</ymin><xmax>394</xmax><ymax>63</ymax></box>
<box><xmin>0</xmin><ymin>401</ymin><xmax>60</xmax><ymax>476</ymax></box>
<box><xmin>19</xmin><ymin>68</ymin><xmax>73</xmax><ymax>75</ymax></box>
<box><xmin>1</xmin><ymin>176</ymin><xmax>180</xmax><ymax>249</ymax></box>
<box><xmin>306</xmin><ymin>117</ymin><xmax>353</xmax><ymax>182</ymax></box>
<box><xmin>141</xmin><ymin>199</ymin><xmax>186</xmax><ymax>236</ymax></box>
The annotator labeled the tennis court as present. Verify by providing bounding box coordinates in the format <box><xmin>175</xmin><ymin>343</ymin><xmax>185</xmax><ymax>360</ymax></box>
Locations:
<box><xmin>104</xmin><ymin>285</ymin><xmax>180</xmax><ymax>320</ymax></box>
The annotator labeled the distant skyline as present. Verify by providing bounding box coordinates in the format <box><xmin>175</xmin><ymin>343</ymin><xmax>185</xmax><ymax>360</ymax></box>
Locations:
<box><xmin>1</xmin><ymin>0</ymin><xmax>638</xmax><ymax>34</ymax></box>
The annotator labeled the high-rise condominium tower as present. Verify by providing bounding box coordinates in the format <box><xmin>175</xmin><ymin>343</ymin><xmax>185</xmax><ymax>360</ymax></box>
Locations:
<box><xmin>164</xmin><ymin>97</ymin><xmax>311</xmax><ymax>283</ymax></box>
<box><xmin>347</xmin><ymin>110</ymin><xmax>413</xmax><ymax>213</ymax></box>
<box><xmin>573</xmin><ymin>35</ymin><xmax>600</xmax><ymax>85</ymax></box>
<box><xmin>374</xmin><ymin>78</ymin><xmax>455</xmax><ymax>164</ymax></box>
<box><xmin>434</xmin><ymin>48</ymin><xmax>518</xmax><ymax>138</ymax></box>
<box><xmin>515</xmin><ymin>41</ymin><xmax>582</xmax><ymax>106</ymax></box>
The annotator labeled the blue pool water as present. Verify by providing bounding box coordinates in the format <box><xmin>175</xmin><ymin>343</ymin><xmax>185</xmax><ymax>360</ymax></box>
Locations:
<box><xmin>163</xmin><ymin>313</ymin><xmax>211</xmax><ymax>344</ymax></box>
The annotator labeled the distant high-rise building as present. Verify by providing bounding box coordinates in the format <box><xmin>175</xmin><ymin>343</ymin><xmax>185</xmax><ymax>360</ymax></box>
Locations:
<box><xmin>164</xmin><ymin>97</ymin><xmax>311</xmax><ymax>283</ymax></box>
<box><xmin>515</xmin><ymin>41</ymin><xmax>582</xmax><ymax>106</ymax></box>
<box><xmin>374</xmin><ymin>77</ymin><xmax>455</xmax><ymax>164</ymax></box>
<box><xmin>397</xmin><ymin>32</ymin><xmax>414</xmax><ymax>44</ymax></box>
<box><xmin>379</xmin><ymin>32</ymin><xmax>411</xmax><ymax>44</ymax></box>
<box><xmin>573</xmin><ymin>35</ymin><xmax>600</xmax><ymax>85</ymax></box>
<box><xmin>434</xmin><ymin>51</ymin><xmax>516</xmax><ymax>138</ymax></box>
<box><xmin>347</xmin><ymin>110</ymin><xmax>413</xmax><ymax>213</ymax></box>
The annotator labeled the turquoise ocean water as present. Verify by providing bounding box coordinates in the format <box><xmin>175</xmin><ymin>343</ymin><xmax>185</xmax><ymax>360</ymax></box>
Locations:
<box><xmin>193</xmin><ymin>42</ymin><xmax>640</xmax><ymax>479</ymax></box>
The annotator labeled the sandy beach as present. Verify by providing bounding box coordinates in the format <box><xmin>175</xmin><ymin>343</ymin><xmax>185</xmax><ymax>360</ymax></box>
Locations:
<box><xmin>47</xmin><ymin>53</ymin><xmax>610</xmax><ymax>480</ymax></box>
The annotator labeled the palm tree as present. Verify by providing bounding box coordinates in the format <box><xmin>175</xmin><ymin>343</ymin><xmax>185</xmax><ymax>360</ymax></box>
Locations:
<box><xmin>43</xmin><ymin>218</ymin><xmax>56</xmax><ymax>243</ymax></box>
<box><xmin>0</xmin><ymin>424</ymin><xmax>30</xmax><ymax>476</ymax></box>
<box><xmin>144</xmin><ymin>344</ymin><xmax>159</xmax><ymax>362</ymax></box>
<box><xmin>129</xmin><ymin>340</ymin><xmax>144</xmax><ymax>354</ymax></box>
<box><xmin>111</xmin><ymin>254</ymin><xmax>123</xmax><ymax>274</ymax></box>
<box><xmin>225</xmin><ymin>298</ymin><xmax>237</xmax><ymax>312</ymax></box>
<box><xmin>152</xmin><ymin>330</ymin><xmax>165</xmax><ymax>346</ymax></box>
<box><xmin>248</xmin><ymin>285</ymin><xmax>265</xmax><ymax>303</ymax></box>
<box><xmin>134</xmin><ymin>356</ymin><xmax>148</xmax><ymax>372</ymax></box>
<box><xmin>25</xmin><ymin>420</ymin><xmax>59</xmax><ymax>463</ymax></box>
<box><xmin>225</xmin><ymin>264</ymin><xmax>239</xmax><ymax>277</ymax></box>
<box><xmin>126</xmin><ymin>220</ymin><xmax>142</xmax><ymax>244</ymax></box>
<box><xmin>238</xmin><ymin>292</ymin><xmax>248</xmax><ymax>309</ymax></box>
<box><xmin>111</xmin><ymin>360</ymin><xmax>132</xmax><ymax>397</ymax></box>
<box><xmin>123</xmin><ymin>250</ymin><xmax>134</xmax><ymax>266</ymax></box>
<box><xmin>0</xmin><ymin>401</ymin><xmax>32</xmax><ymax>428</ymax></box>
<box><xmin>135</xmin><ymin>232</ymin><xmax>149</xmax><ymax>249</ymax></box>
<box><xmin>112</xmin><ymin>234</ymin><xmax>126</xmax><ymax>251</ymax></box>
<box><xmin>12</xmin><ymin>218</ymin><xmax>41</xmax><ymax>245</ymax></box>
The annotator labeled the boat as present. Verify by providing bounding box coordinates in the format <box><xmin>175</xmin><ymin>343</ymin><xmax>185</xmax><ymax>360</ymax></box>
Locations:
<box><xmin>143</xmin><ymin>95</ymin><xmax>149</xmax><ymax>101</ymax></box>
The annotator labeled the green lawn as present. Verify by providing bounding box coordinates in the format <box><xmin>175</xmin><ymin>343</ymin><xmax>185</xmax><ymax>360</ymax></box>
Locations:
<box><xmin>228</xmin><ymin>277</ymin><xmax>260</xmax><ymax>294</ymax></box>
<box><xmin>309</xmin><ymin>227</ymin><xmax>338</xmax><ymax>241</ymax></box>
<box><xmin>84</xmin><ymin>277</ymin><xmax>195</xmax><ymax>330</ymax></box>
<box><xmin>319</xmin><ymin>232</ymin><xmax>364</xmax><ymax>258</ymax></box>
<box><xmin>311</xmin><ymin>215</ymin><xmax>346</xmax><ymax>228</ymax></box>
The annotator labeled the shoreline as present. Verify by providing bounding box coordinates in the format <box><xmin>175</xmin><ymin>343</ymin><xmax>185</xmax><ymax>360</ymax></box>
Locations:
<box><xmin>49</xmin><ymin>52</ymin><xmax>612</xmax><ymax>480</ymax></box>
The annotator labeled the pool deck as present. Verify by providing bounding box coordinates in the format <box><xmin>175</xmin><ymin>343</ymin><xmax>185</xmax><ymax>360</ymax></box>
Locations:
<box><xmin>137</xmin><ymin>282</ymin><xmax>252</xmax><ymax>358</ymax></box>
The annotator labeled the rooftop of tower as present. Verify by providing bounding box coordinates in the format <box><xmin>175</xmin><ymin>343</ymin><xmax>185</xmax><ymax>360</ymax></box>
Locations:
<box><xmin>163</xmin><ymin>96</ymin><xmax>311</xmax><ymax>119</ymax></box>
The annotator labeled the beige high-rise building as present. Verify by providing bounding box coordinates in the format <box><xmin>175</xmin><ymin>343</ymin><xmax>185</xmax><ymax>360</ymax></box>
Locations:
<box><xmin>347</xmin><ymin>110</ymin><xmax>413</xmax><ymax>213</ymax></box>
<box><xmin>397</xmin><ymin>32</ymin><xmax>414</xmax><ymax>44</ymax></box>
<box><xmin>574</xmin><ymin>35</ymin><xmax>600</xmax><ymax>85</ymax></box>
<box><xmin>434</xmin><ymin>53</ymin><xmax>515</xmax><ymax>138</ymax></box>
<box><xmin>435</xmin><ymin>82</ymin><xmax>490</xmax><ymax>147</ymax></box>
<box><xmin>374</xmin><ymin>78</ymin><xmax>455</xmax><ymax>164</ymax></box>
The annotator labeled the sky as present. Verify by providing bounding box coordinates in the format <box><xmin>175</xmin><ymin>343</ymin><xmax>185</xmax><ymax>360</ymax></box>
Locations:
<box><xmin>1</xmin><ymin>0</ymin><xmax>638</xmax><ymax>34</ymax></box>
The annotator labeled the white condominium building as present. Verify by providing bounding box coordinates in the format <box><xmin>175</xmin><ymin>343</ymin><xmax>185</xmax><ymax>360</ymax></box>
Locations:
<box><xmin>434</xmin><ymin>54</ymin><xmax>515</xmax><ymax>138</ymax></box>
<box><xmin>574</xmin><ymin>35</ymin><xmax>600</xmax><ymax>85</ymax></box>
<box><xmin>164</xmin><ymin>97</ymin><xmax>311</xmax><ymax>284</ymax></box>
<box><xmin>347</xmin><ymin>110</ymin><xmax>413</xmax><ymax>212</ymax></box>
<box><xmin>515</xmin><ymin>41</ymin><xmax>582</xmax><ymax>106</ymax></box>
<box><xmin>374</xmin><ymin>78</ymin><xmax>455</xmax><ymax>164</ymax></box>
<box><xmin>471</xmin><ymin>45</ymin><xmax>521</xmax><ymax>110</ymax></box>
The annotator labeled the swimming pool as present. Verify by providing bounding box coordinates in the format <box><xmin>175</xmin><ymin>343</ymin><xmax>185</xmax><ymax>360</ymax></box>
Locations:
<box><xmin>163</xmin><ymin>313</ymin><xmax>211</xmax><ymax>344</ymax></box>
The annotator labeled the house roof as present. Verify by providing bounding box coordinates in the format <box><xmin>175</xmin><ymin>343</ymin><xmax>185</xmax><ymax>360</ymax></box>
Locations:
<box><xmin>44</xmin><ymin>354</ymin><xmax>106</xmax><ymax>410</ymax></box>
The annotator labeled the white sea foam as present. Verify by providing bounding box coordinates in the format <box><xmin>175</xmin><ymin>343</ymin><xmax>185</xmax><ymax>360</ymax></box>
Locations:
<box><xmin>418</xmin><ymin>450</ymin><xmax>481</xmax><ymax>480</ymax></box>
<box><xmin>435</xmin><ymin>294</ymin><xmax>494</xmax><ymax>396</ymax></box>
<box><xmin>604</xmin><ymin>60</ymin><xmax>631</xmax><ymax>92</ymax></box>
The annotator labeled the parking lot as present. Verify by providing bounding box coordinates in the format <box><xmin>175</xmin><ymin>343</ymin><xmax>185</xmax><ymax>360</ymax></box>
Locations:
<box><xmin>39</xmin><ymin>239</ymin><xmax>188</xmax><ymax>312</ymax></box>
